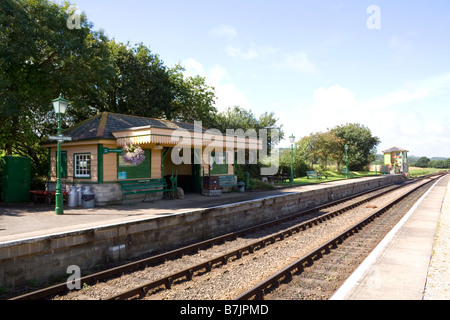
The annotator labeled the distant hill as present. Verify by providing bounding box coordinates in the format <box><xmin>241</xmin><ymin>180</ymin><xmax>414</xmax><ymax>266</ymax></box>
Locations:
<box><xmin>431</xmin><ymin>157</ymin><xmax>447</xmax><ymax>161</ymax></box>
<box><xmin>408</xmin><ymin>155</ymin><xmax>448</xmax><ymax>161</ymax></box>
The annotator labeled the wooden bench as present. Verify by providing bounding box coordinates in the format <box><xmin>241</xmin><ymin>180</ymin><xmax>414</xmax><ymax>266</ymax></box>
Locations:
<box><xmin>30</xmin><ymin>190</ymin><xmax>68</xmax><ymax>205</ymax></box>
<box><xmin>120</xmin><ymin>178</ymin><xmax>175</xmax><ymax>206</ymax></box>
<box><xmin>306</xmin><ymin>171</ymin><xmax>322</xmax><ymax>179</ymax></box>
<box><xmin>219</xmin><ymin>175</ymin><xmax>238</xmax><ymax>192</ymax></box>
<box><xmin>272</xmin><ymin>169</ymin><xmax>290</xmax><ymax>183</ymax></box>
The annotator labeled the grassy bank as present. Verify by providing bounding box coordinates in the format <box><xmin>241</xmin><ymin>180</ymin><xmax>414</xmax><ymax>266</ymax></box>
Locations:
<box><xmin>408</xmin><ymin>167</ymin><xmax>448</xmax><ymax>177</ymax></box>
<box><xmin>275</xmin><ymin>170</ymin><xmax>379</xmax><ymax>187</ymax></box>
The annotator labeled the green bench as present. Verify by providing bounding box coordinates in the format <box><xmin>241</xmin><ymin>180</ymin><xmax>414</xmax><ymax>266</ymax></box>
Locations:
<box><xmin>306</xmin><ymin>171</ymin><xmax>323</xmax><ymax>179</ymax></box>
<box><xmin>120</xmin><ymin>178</ymin><xmax>176</xmax><ymax>206</ymax></box>
<box><xmin>218</xmin><ymin>175</ymin><xmax>238</xmax><ymax>192</ymax></box>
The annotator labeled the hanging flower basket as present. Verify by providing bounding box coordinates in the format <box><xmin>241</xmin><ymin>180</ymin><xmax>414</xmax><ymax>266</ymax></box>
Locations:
<box><xmin>122</xmin><ymin>144</ymin><xmax>145</xmax><ymax>166</ymax></box>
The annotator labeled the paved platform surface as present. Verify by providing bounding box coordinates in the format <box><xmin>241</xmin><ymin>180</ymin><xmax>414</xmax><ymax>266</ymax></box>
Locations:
<box><xmin>0</xmin><ymin>176</ymin><xmax>384</xmax><ymax>243</ymax></box>
<box><xmin>331</xmin><ymin>174</ymin><xmax>450</xmax><ymax>300</ymax></box>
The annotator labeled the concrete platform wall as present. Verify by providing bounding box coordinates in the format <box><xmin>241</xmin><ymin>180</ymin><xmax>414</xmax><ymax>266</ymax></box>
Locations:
<box><xmin>0</xmin><ymin>175</ymin><xmax>405</xmax><ymax>290</ymax></box>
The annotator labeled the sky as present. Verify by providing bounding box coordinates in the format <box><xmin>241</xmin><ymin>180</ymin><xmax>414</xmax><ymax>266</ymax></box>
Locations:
<box><xmin>61</xmin><ymin>0</ymin><xmax>450</xmax><ymax>157</ymax></box>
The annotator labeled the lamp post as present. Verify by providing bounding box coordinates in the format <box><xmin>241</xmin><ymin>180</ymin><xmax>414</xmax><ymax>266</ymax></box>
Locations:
<box><xmin>52</xmin><ymin>94</ymin><xmax>69</xmax><ymax>215</ymax></box>
<box><xmin>344</xmin><ymin>144</ymin><xmax>349</xmax><ymax>179</ymax></box>
<box><xmin>289</xmin><ymin>134</ymin><xmax>295</xmax><ymax>185</ymax></box>
<box><xmin>374</xmin><ymin>148</ymin><xmax>378</xmax><ymax>175</ymax></box>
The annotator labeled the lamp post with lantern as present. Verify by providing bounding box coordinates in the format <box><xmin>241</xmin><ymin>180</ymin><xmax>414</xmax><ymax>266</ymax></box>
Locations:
<box><xmin>51</xmin><ymin>94</ymin><xmax>70</xmax><ymax>215</ymax></box>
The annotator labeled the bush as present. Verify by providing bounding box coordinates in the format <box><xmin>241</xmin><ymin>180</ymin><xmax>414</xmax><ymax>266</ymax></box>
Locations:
<box><xmin>247</xmin><ymin>178</ymin><xmax>274</xmax><ymax>191</ymax></box>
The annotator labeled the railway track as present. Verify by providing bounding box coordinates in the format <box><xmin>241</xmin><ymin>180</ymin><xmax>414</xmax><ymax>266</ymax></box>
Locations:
<box><xmin>9</xmin><ymin>173</ymin><xmax>444</xmax><ymax>300</ymax></box>
<box><xmin>235</xmin><ymin>174</ymin><xmax>446</xmax><ymax>300</ymax></box>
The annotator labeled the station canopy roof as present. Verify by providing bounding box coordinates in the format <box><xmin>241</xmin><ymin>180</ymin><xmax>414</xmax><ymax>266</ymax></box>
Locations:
<box><xmin>42</xmin><ymin>112</ymin><xmax>262</xmax><ymax>150</ymax></box>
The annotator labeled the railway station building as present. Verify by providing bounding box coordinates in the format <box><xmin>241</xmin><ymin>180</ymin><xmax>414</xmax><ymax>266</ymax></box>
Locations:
<box><xmin>42</xmin><ymin>112</ymin><xmax>263</xmax><ymax>206</ymax></box>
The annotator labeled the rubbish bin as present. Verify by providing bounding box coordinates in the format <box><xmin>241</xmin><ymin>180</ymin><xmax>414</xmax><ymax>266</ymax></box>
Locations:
<box><xmin>237</xmin><ymin>182</ymin><xmax>245</xmax><ymax>193</ymax></box>
<box><xmin>82</xmin><ymin>186</ymin><xmax>95</xmax><ymax>209</ymax></box>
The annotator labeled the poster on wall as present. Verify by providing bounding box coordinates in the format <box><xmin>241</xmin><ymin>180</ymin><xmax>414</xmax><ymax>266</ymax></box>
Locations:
<box><xmin>118</xmin><ymin>148</ymin><xmax>151</xmax><ymax>180</ymax></box>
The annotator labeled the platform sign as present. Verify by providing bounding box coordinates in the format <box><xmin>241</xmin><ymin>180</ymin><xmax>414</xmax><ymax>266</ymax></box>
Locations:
<box><xmin>49</xmin><ymin>135</ymin><xmax>72</xmax><ymax>143</ymax></box>
<box><xmin>103</xmin><ymin>147</ymin><xmax>123</xmax><ymax>154</ymax></box>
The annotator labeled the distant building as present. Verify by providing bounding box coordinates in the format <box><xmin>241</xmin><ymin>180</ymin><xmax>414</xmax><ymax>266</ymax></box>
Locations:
<box><xmin>382</xmin><ymin>147</ymin><xmax>409</xmax><ymax>174</ymax></box>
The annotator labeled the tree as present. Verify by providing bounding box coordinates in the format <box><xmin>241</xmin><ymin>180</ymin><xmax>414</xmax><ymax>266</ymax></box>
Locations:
<box><xmin>213</xmin><ymin>106</ymin><xmax>259</xmax><ymax>132</ymax></box>
<box><xmin>415</xmin><ymin>157</ymin><xmax>430</xmax><ymax>168</ymax></box>
<box><xmin>316</xmin><ymin>131</ymin><xmax>345</xmax><ymax>170</ymax></box>
<box><xmin>212</xmin><ymin>106</ymin><xmax>284</xmax><ymax>178</ymax></box>
<box><xmin>302</xmin><ymin>132</ymin><xmax>321</xmax><ymax>169</ymax></box>
<box><xmin>279</xmin><ymin>137</ymin><xmax>310</xmax><ymax>177</ymax></box>
<box><xmin>330</xmin><ymin>123</ymin><xmax>380</xmax><ymax>170</ymax></box>
<box><xmin>101</xmin><ymin>45</ymin><xmax>218</xmax><ymax>125</ymax></box>
<box><xmin>168</xmin><ymin>64</ymin><xmax>217</xmax><ymax>127</ymax></box>
<box><xmin>429</xmin><ymin>160</ymin><xmax>446</xmax><ymax>169</ymax></box>
<box><xmin>0</xmin><ymin>0</ymin><xmax>112</xmax><ymax>187</ymax></box>
<box><xmin>0</xmin><ymin>0</ymin><xmax>219</xmax><ymax>188</ymax></box>
<box><xmin>213</xmin><ymin>106</ymin><xmax>284</xmax><ymax>150</ymax></box>
<box><xmin>102</xmin><ymin>41</ymin><xmax>174</xmax><ymax>119</ymax></box>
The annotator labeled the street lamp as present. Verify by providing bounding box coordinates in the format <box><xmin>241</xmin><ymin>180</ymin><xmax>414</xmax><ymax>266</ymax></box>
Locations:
<box><xmin>344</xmin><ymin>144</ymin><xmax>349</xmax><ymax>179</ymax></box>
<box><xmin>52</xmin><ymin>94</ymin><xmax>69</xmax><ymax>215</ymax></box>
<box><xmin>374</xmin><ymin>148</ymin><xmax>378</xmax><ymax>175</ymax></box>
<box><xmin>289</xmin><ymin>134</ymin><xmax>295</xmax><ymax>185</ymax></box>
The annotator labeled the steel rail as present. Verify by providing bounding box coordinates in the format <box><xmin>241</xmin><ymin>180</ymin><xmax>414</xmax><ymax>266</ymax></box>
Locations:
<box><xmin>233</xmin><ymin>174</ymin><xmax>444</xmax><ymax>300</ymax></box>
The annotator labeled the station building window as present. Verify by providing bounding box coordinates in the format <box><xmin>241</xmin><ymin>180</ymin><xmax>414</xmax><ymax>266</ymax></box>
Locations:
<box><xmin>74</xmin><ymin>153</ymin><xmax>91</xmax><ymax>178</ymax></box>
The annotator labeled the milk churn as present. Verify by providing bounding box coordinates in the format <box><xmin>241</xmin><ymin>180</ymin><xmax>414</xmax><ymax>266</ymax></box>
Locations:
<box><xmin>68</xmin><ymin>186</ymin><xmax>77</xmax><ymax>207</ymax></box>
<box><xmin>76</xmin><ymin>186</ymin><xmax>83</xmax><ymax>206</ymax></box>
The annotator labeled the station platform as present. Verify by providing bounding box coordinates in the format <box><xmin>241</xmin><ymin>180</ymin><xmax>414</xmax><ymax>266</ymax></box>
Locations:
<box><xmin>331</xmin><ymin>174</ymin><xmax>450</xmax><ymax>300</ymax></box>
<box><xmin>0</xmin><ymin>175</ymin><xmax>390</xmax><ymax>244</ymax></box>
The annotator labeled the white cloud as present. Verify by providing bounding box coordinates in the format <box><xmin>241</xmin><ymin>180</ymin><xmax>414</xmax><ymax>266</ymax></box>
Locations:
<box><xmin>226</xmin><ymin>46</ymin><xmax>259</xmax><ymax>60</ymax></box>
<box><xmin>362</xmin><ymin>71</ymin><xmax>450</xmax><ymax>110</ymax></box>
<box><xmin>215</xmin><ymin>82</ymin><xmax>250</xmax><ymax>112</ymax></box>
<box><xmin>312</xmin><ymin>85</ymin><xmax>357</xmax><ymax>109</ymax></box>
<box><xmin>183</xmin><ymin>58</ymin><xmax>207</xmax><ymax>78</ymax></box>
<box><xmin>389</xmin><ymin>34</ymin><xmax>412</xmax><ymax>53</ymax></box>
<box><xmin>361</xmin><ymin>87</ymin><xmax>430</xmax><ymax>110</ymax></box>
<box><xmin>183</xmin><ymin>59</ymin><xmax>250</xmax><ymax>112</ymax></box>
<box><xmin>389</xmin><ymin>34</ymin><xmax>414</xmax><ymax>61</ymax></box>
<box><xmin>226</xmin><ymin>44</ymin><xmax>278</xmax><ymax>60</ymax></box>
<box><xmin>209</xmin><ymin>25</ymin><xmax>237</xmax><ymax>39</ymax></box>
<box><xmin>209</xmin><ymin>65</ymin><xmax>250</xmax><ymax>111</ymax></box>
<box><xmin>284</xmin><ymin>52</ymin><xmax>317</xmax><ymax>73</ymax></box>
<box><xmin>295</xmin><ymin>85</ymin><xmax>359</xmax><ymax>132</ymax></box>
